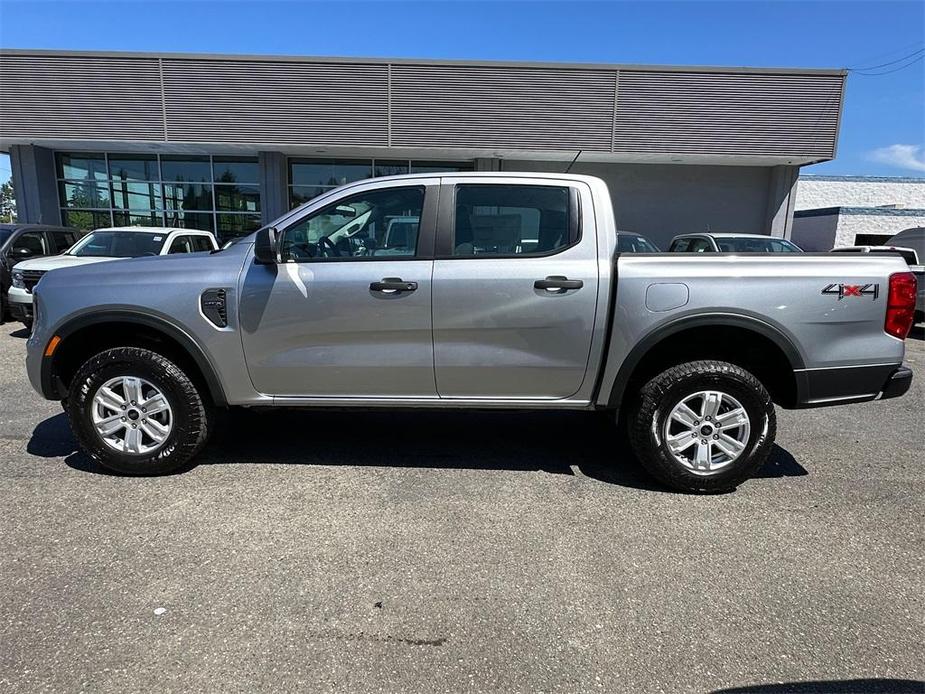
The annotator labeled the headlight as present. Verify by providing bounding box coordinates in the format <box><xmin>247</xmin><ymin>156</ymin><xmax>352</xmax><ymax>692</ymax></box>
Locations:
<box><xmin>11</xmin><ymin>270</ymin><xmax>24</xmax><ymax>289</ymax></box>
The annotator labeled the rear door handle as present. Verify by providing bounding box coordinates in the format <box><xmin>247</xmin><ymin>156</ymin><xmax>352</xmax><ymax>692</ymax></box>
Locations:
<box><xmin>370</xmin><ymin>277</ymin><xmax>418</xmax><ymax>293</ymax></box>
<box><xmin>534</xmin><ymin>276</ymin><xmax>583</xmax><ymax>293</ymax></box>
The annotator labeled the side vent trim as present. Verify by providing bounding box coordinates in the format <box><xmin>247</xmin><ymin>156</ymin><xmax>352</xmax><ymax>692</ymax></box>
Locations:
<box><xmin>200</xmin><ymin>288</ymin><xmax>228</xmax><ymax>328</ymax></box>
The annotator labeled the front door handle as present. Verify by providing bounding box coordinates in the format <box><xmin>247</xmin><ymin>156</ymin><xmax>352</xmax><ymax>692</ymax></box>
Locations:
<box><xmin>534</xmin><ymin>276</ymin><xmax>583</xmax><ymax>293</ymax></box>
<box><xmin>370</xmin><ymin>277</ymin><xmax>418</xmax><ymax>293</ymax></box>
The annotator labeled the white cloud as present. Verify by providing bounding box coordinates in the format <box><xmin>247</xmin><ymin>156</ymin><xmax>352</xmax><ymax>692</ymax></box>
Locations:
<box><xmin>868</xmin><ymin>144</ymin><xmax>925</xmax><ymax>172</ymax></box>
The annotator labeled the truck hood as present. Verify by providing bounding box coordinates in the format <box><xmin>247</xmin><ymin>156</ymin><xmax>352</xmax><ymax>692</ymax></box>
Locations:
<box><xmin>13</xmin><ymin>254</ymin><xmax>119</xmax><ymax>271</ymax></box>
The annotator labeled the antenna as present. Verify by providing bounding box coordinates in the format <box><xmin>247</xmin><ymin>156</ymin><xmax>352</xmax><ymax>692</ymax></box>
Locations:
<box><xmin>564</xmin><ymin>150</ymin><xmax>582</xmax><ymax>174</ymax></box>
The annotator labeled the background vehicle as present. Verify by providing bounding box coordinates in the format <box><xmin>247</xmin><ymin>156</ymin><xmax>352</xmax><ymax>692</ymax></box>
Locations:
<box><xmin>831</xmin><ymin>245</ymin><xmax>918</xmax><ymax>265</ymax></box>
<box><xmin>8</xmin><ymin>226</ymin><xmax>217</xmax><ymax>329</ymax></box>
<box><xmin>885</xmin><ymin>228</ymin><xmax>925</xmax><ymax>323</ymax></box>
<box><xmin>668</xmin><ymin>233</ymin><xmax>803</xmax><ymax>253</ymax></box>
<box><xmin>0</xmin><ymin>224</ymin><xmax>79</xmax><ymax>325</ymax></box>
<box><xmin>26</xmin><ymin>173</ymin><xmax>916</xmax><ymax>492</ymax></box>
<box><xmin>616</xmin><ymin>231</ymin><xmax>660</xmax><ymax>253</ymax></box>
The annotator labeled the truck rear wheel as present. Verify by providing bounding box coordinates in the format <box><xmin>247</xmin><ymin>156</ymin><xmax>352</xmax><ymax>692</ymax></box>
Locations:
<box><xmin>65</xmin><ymin>347</ymin><xmax>212</xmax><ymax>475</ymax></box>
<box><xmin>628</xmin><ymin>360</ymin><xmax>776</xmax><ymax>493</ymax></box>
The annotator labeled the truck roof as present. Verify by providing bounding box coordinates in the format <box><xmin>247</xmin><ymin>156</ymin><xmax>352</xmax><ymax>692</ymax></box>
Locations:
<box><xmin>674</xmin><ymin>233</ymin><xmax>774</xmax><ymax>239</ymax></box>
<box><xmin>343</xmin><ymin>171</ymin><xmax>604</xmax><ymax>184</ymax></box>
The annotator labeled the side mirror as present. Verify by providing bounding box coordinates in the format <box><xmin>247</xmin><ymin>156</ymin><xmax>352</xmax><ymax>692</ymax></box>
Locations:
<box><xmin>254</xmin><ymin>226</ymin><xmax>280</xmax><ymax>264</ymax></box>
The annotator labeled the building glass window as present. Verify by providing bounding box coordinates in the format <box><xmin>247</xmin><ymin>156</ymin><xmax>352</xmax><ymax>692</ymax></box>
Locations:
<box><xmin>288</xmin><ymin>158</ymin><xmax>472</xmax><ymax>209</ymax></box>
<box><xmin>55</xmin><ymin>152</ymin><xmax>260</xmax><ymax>242</ymax></box>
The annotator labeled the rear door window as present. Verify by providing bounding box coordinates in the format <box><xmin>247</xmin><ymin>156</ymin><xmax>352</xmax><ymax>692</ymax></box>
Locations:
<box><xmin>49</xmin><ymin>231</ymin><xmax>77</xmax><ymax>254</ymax></box>
<box><xmin>450</xmin><ymin>184</ymin><xmax>574</xmax><ymax>257</ymax></box>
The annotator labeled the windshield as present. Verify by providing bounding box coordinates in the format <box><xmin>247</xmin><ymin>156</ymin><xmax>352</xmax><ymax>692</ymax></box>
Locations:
<box><xmin>715</xmin><ymin>237</ymin><xmax>802</xmax><ymax>253</ymax></box>
<box><xmin>68</xmin><ymin>231</ymin><xmax>168</xmax><ymax>258</ymax></box>
<box><xmin>617</xmin><ymin>234</ymin><xmax>660</xmax><ymax>253</ymax></box>
<box><xmin>0</xmin><ymin>229</ymin><xmax>12</xmax><ymax>247</ymax></box>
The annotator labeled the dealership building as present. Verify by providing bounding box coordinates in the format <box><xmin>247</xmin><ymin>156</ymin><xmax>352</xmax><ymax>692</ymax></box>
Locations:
<box><xmin>0</xmin><ymin>49</ymin><xmax>845</xmax><ymax>246</ymax></box>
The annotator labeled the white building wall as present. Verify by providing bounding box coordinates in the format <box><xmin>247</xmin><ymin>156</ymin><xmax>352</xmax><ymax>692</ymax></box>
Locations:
<box><xmin>832</xmin><ymin>213</ymin><xmax>925</xmax><ymax>248</ymax></box>
<box><xmin>796</xmin><ymin>175</ymin><xmax>925</xmax><ymax>210</ymax></box>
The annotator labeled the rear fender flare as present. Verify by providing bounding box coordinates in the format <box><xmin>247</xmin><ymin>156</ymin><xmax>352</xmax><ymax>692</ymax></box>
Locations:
<box><xmin>603</xmin><ymin>311</ymin><xmax>805</xmax><ymax>410</ymax></box>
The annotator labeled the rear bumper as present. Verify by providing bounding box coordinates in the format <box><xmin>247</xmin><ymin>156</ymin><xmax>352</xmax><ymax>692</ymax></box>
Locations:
<box><xmin>794</xmin><ymin>363</ymin><xmax>912</xmax><ymax>407</ymax></box>
<box><xmin>880</xmin><ymin>365</ymin><xmax>913</xmax><ymax>400</ymax></box>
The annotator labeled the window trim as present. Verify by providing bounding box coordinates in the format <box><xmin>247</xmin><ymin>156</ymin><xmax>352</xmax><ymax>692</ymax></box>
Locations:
<box><xmin>277</xmin><ymin>183</ymin><xmax>438</xmax><ymax>264</ymax></box>
<box><xmin>434</xmin><ymin>182</ymin><xmax>582</xmax><ymax>260</ymax></box>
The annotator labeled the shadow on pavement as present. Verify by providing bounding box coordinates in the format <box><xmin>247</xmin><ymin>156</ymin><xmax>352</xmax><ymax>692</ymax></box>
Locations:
<box><xmin>30</xmin><ymin>409</ymin><xmax>807</xmax><ymax>491</ymax></box>
<box><xmin>713</xmin><ymin>678</ymin><xmax>924</xmax><ymax>693</ymax></box>
<box><xmin>5</xmin><ymin>325</ymin><xmax>30</xmax><ymax>339</ymax></box>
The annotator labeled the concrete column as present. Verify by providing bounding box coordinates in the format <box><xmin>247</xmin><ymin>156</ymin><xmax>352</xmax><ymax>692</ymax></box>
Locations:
<box><xmin>9</xmin><ymin>145</ymin><xmax>61</xmax><ymax>225</ymax></box>
<box><xmin>258</xmin><ymin>151</ymin><xmax>289</xmax><ymax>225</ymax></box>
<box><xmin>764</xmin><ymin>165</ymin><xmax>799</xmax><ymax>238</ymax></box>
<box><xmin>475</xmin><ymin>157</ymin><xmax>501</xmax><ymax>172</ymax></box>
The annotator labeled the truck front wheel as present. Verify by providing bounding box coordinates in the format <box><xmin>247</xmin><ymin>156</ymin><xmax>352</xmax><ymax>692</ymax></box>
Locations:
<box><xmin>65</xmin><ymin>347</ymin><xmax>213</xmax><ymax>475</ymax></box>
<box><xmin>628</xmin><ymin>360</ymin><xmax>776</xmax><ymax>493</ymax></box>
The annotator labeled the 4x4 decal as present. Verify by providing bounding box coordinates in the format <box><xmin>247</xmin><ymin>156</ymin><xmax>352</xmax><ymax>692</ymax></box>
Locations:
<box><xmin>821</xmin><ymin>283</ymin><xmax>879</xmax><ymax>300</ymax></box>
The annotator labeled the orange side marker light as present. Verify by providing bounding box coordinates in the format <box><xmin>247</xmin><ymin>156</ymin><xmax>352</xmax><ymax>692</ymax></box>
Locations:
<box><xmin>44</xmin><ymin>335</ymin><xmax>62</xmax><ymax>357</ymax></box>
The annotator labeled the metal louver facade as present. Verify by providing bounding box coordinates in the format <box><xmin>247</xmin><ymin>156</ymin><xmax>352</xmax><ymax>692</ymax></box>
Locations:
<box><xmin>161</xmin><ymin>59</ymin><xmax>389</xmax><ymax>146</ymax></box>
<box><xmin>390</xmin><ymin>65</ymin><xmax>616</xmax><ymax>151</ymax></box>
<box><xmin>0</xmin><ymin>50</ymin><xmax>846</xmax><ymax>162</ymax></box>
<box><xmin>613</xmin><ymin>71</ymin><xmax>844</xmax><ymax>158</ymax></box>
<box><xmin>0</xmin><ymin>54</ymin><xmax>165</xmax><ymax>140</ymax></box>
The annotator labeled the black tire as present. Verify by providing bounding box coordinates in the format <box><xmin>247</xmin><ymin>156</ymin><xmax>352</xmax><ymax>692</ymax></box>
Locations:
<box><xmin>628</xmin><ymin>360</ymin><xmax>776</xmax><ymax>493</ymax></box>
<box><xmin>65</xmin><ymin>346</ymin><xmax>212</xmax><ymax>475</ymax></box>
<box><xmin>21</xmin><ymin>316</ymin><xmax>33</xmax><ymax>332</ymax></box>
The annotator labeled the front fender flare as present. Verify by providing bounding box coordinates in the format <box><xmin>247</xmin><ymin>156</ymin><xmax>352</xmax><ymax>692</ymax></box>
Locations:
<box><xmin>43</xmin><ymin>308</ymin><xmax>227</xmax><ymax>406</ymax></box>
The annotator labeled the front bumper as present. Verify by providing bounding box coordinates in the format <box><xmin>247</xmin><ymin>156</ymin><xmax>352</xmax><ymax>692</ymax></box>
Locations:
<box><xmin>8</xmin><ymin>285</ymin><xmax>33</xmax><ymax>306</ymax></box>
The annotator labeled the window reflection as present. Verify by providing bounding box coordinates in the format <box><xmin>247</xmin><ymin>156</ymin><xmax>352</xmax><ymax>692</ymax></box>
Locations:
<box><xmin>288</xmin><ymin>158</ymin><xmax>472</xmax><ymax>209</ymax></box>
<box><xmin>55</xmin><ymin>152</ymin><xmax>259</xmax><ymax>241</ymax></box>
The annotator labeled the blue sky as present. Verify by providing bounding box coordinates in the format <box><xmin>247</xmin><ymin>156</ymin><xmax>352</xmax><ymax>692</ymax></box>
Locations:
<box><xmin>0</xmin><ymin>0</ymin><xmax>923</xmax><ymax>181</ymax></box>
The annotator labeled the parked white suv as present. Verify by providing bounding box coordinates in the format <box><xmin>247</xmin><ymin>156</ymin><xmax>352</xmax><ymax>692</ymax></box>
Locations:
<box><xmin>8</xmin><ymin>226</ymin><xmax>218</xmax><ymax>328</ymax></box>
<box><xmin>668</xmin><ymin>233</ymin><xmax>803</xmax><ymax>253</ymax></box>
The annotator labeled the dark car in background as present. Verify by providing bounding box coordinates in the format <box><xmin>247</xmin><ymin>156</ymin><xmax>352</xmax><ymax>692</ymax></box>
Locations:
<box><xmin>886</xmin><ymin>228</ymin><xmax>925</xmax><ymax>323</ymax></box>
<box><xmin>0</xmin><ymin>224</ymin><xmax>80</xmax><ymax>324</ymax></box>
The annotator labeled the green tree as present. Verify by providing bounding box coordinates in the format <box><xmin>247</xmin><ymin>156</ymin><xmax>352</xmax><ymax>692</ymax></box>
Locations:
<box><xmin>0</xmin><ymin>178</ymin><xmax>16</xmax><ymax>223</ymax></box>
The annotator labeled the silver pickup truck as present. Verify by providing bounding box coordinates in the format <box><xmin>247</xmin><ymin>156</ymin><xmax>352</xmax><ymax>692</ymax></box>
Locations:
<box><xmin>25</xmin><ymin>173</ymin><xmax>917</xmax><ymax>492</ymax></box>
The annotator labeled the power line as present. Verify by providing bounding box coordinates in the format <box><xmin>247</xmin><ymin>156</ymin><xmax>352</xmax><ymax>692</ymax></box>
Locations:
<box><xmin>848</xmin><ymin>41</ymin><xmax>925</xmax><ymax>70</ymax></box>
<box><xmin>851</xmin><ymin>47</ymin><xmax>923</xmax><ymax>72</ymax></box>
<box><xmin>851</xmin><ymin>53</ymin><xmax>924</xmax><ymax>76</ymax></box>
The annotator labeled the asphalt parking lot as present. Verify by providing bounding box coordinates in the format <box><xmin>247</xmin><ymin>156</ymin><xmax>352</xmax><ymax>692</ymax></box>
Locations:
<box><xmin>0</xmin><ymin>323</ymin><xmax>922</xmax><ymax>693</ymax></box>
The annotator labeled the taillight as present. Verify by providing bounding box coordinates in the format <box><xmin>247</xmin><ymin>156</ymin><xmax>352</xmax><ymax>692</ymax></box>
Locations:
<box><xmin>884</xmin><ymin>271</ymin><xmax>917</xmax><ymax>339</ymax></box>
